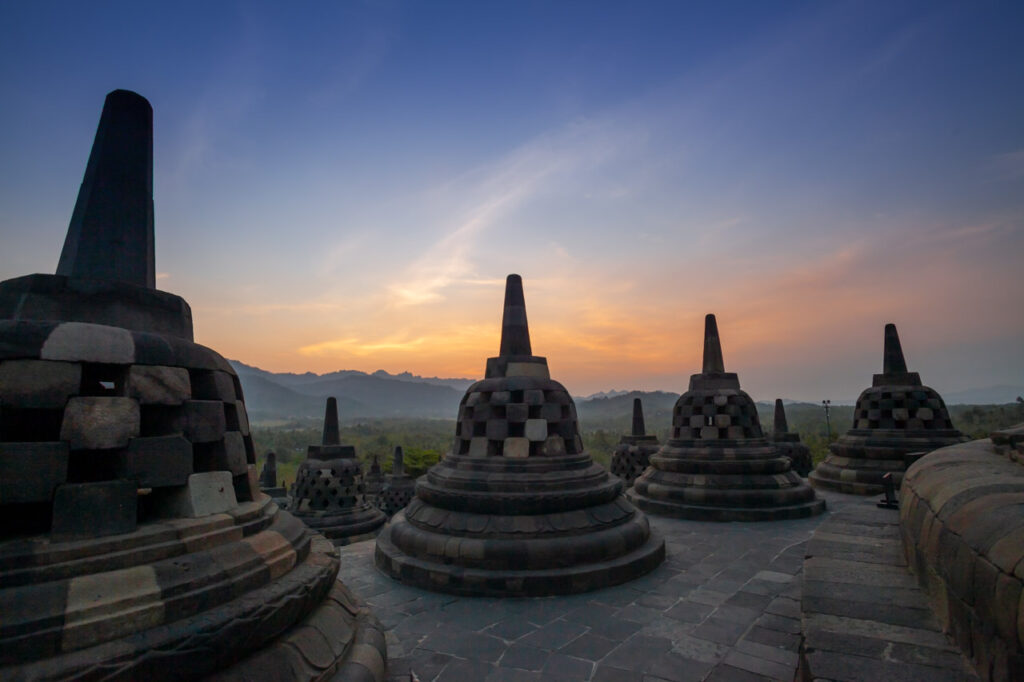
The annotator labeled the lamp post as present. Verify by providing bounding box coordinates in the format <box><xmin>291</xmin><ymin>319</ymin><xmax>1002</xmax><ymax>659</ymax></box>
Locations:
<box><xmin>822</xmin><ymin>399</ymin><xmax>832</xmax><ymax>442</ymax></box>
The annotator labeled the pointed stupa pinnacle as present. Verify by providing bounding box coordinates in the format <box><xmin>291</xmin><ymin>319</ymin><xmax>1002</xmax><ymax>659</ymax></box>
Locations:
<box><xmin>773</xmin><ymin>399</ymin><xmax>789</xmax><ymax>434</ymax></box>
<box><xmin>882</xmin><ymin>323</ymin><xmax>909</xmax><ymax>374</ymax></box>
<box><xmin>393</xmin><ymin>445</ymin><xmax>405</xmax><ymax>477</ymax></box>
<box><xmin>499</xmin><ymin>274</ymin><xmax>532</xmax><ymax>356</ymax></box>
<box><xmin>322</xmin><ymin>397</ymin><xmax>340</xmax><ymax>446</ymax></box>
<box><xmin>702</xmin><ymin>314</ymin><xmax>725</xmax><ymax>373</ymax></box>
<box><xmin>631</xmin><ymin>398</ymin><xmax>647</xmax><ymax>436</ymax></box>
<box><xmin>57</xmin><ymin>90</ymin><xmax>155</xmax><ymax>288</ymax></box>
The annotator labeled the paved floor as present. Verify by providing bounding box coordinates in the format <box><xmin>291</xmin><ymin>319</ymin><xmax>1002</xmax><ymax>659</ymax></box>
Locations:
<box><xmin>334</xmin><ymin>490</ymin><xmax>861</xmax><ymax>682</ymax></box>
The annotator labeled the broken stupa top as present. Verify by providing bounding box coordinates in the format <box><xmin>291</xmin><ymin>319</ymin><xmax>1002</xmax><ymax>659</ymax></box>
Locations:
<box><xmin>610</xmin><ymin>397</ymin><xmax>660</xmax><ymax>488</ymax></box>
<box><xmin>809</xmin><ymin>323</ymin><xmax>967</xmax><ymax>494</ymax></box>
<box><xmin>627</xmin><ymin>314</ymin><xmax>823</xmax><ymax>521</ymax></box>
<box><xmin>0</xmin><ymin>90</ymin><xmax>386</xmax><ymax>680</ymax></box>
<box><xmin>375</xmin><ymin>274</ymin><xmax>664</xmax><ymax>596</ymax></box>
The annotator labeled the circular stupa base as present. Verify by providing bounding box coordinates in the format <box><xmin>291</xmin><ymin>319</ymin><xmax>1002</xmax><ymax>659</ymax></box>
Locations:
<box><xmin>626</xmin><ymin>489</ymin><xmax>825</xmax><ymax>521</ymax></box>
<box><xmin>291</xmin><ymin>505</ymin><xmax>388</xmax><ymax>547</ymax></box>
<box><xmin>807</xmin><ymin>464</ymin><xmax>892</xmax><ymax>495</ymax></box>
<box><xmin>374</xmin><ymin>512</ymin><xmax>665</xmax><ymax>597</ymax></box>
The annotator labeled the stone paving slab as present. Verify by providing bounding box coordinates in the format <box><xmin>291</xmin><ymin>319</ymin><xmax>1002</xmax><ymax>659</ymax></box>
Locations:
<box><xmin>335</xmin><ymin>491</ymin><xmax>854</xmax><ymax>682</ymax></box>
<box><xmin>800</xmin><ymin>496</ymin><xmax>979</xmax><ymax>681</ymax></box>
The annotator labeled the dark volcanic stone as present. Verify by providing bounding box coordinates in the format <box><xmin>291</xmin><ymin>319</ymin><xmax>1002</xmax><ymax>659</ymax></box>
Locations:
<box><xmin>51</xmin><ymin>479</ymin><xmax>137</xmax><ymax>540</ymax></box>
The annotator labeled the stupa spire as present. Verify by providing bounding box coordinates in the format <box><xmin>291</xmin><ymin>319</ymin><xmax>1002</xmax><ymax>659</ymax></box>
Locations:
<box><xmin>702</xmin><ymin>314</ymin><xmax>725</xmax><ymax>373</ymax></box>
<box><xmin>632</xmin><ymin>398</ymin><xmax>646</xmax><ymax>437</ymax></box>
<box><xmin>883</xmin><ymin>323</ymin><xmax>909</xmax><ymax>374</ymax></box>
<box><xmin>322</xmin><ymin>397</ymin><xmax>340</xmax><ymax>446</ymax></box>
<box><xmin>393</xmin><ymin>446</ymin><xmax>405</xmax><ymax>477</ymax></box>
<box><xmin>499</xmin><ymin>274</ymin><xmax>532</xmax><ymax>356</ymax></box>
<box><xmin>773</xmin><ymin>399</ymin><xmax>789</xmax><ymax>434</ymax></box>
<box><xmin>57</xmin><ymin>89</ymin><xmax>155</xmax><ymax>288</ymax></box>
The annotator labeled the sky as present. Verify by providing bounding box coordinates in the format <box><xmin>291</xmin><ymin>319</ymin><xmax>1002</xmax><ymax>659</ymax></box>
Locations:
<box><xmin>0</xmin><ymin>1</ymin><xmax>1021</xmax><ymax>400</ymax></box>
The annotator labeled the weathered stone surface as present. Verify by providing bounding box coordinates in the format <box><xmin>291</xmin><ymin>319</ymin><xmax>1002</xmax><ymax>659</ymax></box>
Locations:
<box><xmin>60</xmin><ymin>396</ymin><xmax>140</xmax><ymax>450</ymax></box>
<box><xmin>376</xmin><ymin>274</ymin><xmax>664</xmax><ymax>596</ymax></box>
<box><xmin>0</xmin><ymin>359</ymin><xmax>80</xmax><ymax>408</ymax></box>
<box><xmin>159</xmin><ymin>471</ymin><xmax>237</xmax><ymax>518</ymax></box>
<box><xmin>51</xmin><ymin>480</ymin><xmax>137</xmax><ymax>540</ymax></box>
<box><xmin>40</xmin><ymin>321</ymin><xmax>135</xmax><ymax>364</ymax></box>
<box><xmin>116</xmin><ymin>435</ymin><xmax>192</xmax><ymax>487</ymax></box>
<box><xmin>0</xmin><ymin>441</ymin><xmax>69</xmax><ymax>504</ymax></box>
<box><xmin>183</xmin><ymin>399</ymin><xmax>226</xmax><ymax>443</ymax></box>
<box><xmin>128</xmin><ymin>365</ymin><xmax>190</xmax><ymax>405</ymax></box>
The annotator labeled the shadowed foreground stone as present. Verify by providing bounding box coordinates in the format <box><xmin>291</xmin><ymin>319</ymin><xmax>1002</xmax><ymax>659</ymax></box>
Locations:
<box><xmin>610</xmin><ymin>398</ymin><xmax>661</xmax><ymax>487</ymax></box>
<box><xmin>767</xmin><ymin>399</ymin><xmax>812</xmax><ymax>477</ymax></box>
<box><xmin>809</xmin><ymin>323</ymin><xmax>967</xmax><ymax>495</ymax></box>
<box><xmin>287</xmin><ymin>397</ymin><xmax>387</xmax><ymax>546</ymax></box>
<box><xmin>899</xmin><ymin>425</ymin><xmax>1024</xmax><ymax>681</ymax></box>
<box><xmin>375</xmin><ymin>274</ymin><xmax>664</xmax><ymax>596</ymax></box>
<box><xmin>0</xmin><ymin>90</ymin><xmax>384</xmax><ymax>681</ymax></box>
<box><xmin>627</xmin><ymin>314</ymin><xmax>824</xmax><ymax>521</ymax></box>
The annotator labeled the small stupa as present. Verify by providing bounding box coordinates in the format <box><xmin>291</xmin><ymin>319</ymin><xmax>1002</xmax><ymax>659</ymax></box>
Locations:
<box><xmin>379</xmin><ymin>445</ymin><xmax>416</xmax><ymax>517</ymax></box>
<box><xmin>610</xmin><ymin>398</ymin><xmax>660</xmax><ymax>487</ymax></box>
<box><xmin>628</xmin><ymin>315</ymin><xmax>824</xmax><ymax>521</ymax></box>
<box><xmin>808</xmin><ymin>323</ymin><xmax>967</xmax><ymax>495</ymax></box>
<box><xmin>375</xmin><ymin>274</ymin><xmax>665</xmax><ymax>596</ymax></box>
<box><xmin>766</xmin><ymin>400</ymin><xmax>813</xmax><ymax>477</ymax></box>
<box><xmin>0</xmin><ymin>90</ymin><xmax>385</xmax><ymax>680</ymax></box>
<box><xmin>288</xmin><ymin>397</ymin><xmax>387</xmax><ymax>545</ymax></box>
<box><xmin>364</xmin><ymin>453</ymin><xmax>385</xmax><ymax>506</ymax></box>
<box><xmin>258</xmin><ymin>450</ymin><xmax>287</xmax><ymax>499</ymax></box>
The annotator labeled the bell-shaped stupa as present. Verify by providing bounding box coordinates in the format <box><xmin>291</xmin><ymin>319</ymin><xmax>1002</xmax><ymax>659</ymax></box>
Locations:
<box><xmin>627</xmin><ymin>315</ymin><xmax>824</xmax><ymax>521</ymax></box>
<box><xmin>0</xmin><ymin>91</ymin><xmax>385</xmax><ymax>681</ymax></box>
<box><xmin>375</xmin><ymin>274</ymin><xmax>665</xmax><ymax>596</ymax></box>
<box><xmin>288</xmin><ymin>397</ymin><xmax>388</xmax><ymax>545</ymax></box>
<box><xmin>379</xmin><ymin>445</ymin><xmax>416</xmax><ymax>516</ymax></box>
<box><xmin>808</xmin><ymin>324</ymin><xmax>967</xmax><ymax>494</ymax></box>
<box><xmin>766</xmin><ymin>399</ymin><xmax>813</xmax><ymax>477</ymax></box>
<box><xmin>610</xmin><ymin>398</ymin><xmax>660</xmax><ymax>487</ymax></box>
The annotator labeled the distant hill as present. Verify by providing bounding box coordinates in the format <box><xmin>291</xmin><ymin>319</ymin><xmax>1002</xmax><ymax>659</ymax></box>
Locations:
<box><xmin>942</xmin><ymin>385</ymin><xmax>1024</xmax><ymax>405</ymax></box>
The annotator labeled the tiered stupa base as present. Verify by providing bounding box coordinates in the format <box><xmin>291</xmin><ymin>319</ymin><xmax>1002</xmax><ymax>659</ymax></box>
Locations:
<box><xmin>628</xmin><ymin>442</ymin><xmax>825</xmax><ymax>521</ymax></box>
<box><xmin>0</xmin><ymin>494</ymin><xmax>386</xmax><ymax>680</ymax></box>
<box><xmin>611</xmin><ymin>436</ymin><xmax>659</xmax><ymax>488</ymax></box>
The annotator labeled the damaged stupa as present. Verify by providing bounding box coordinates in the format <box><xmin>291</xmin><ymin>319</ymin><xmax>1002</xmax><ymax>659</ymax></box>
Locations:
<box><xmin>766</xmin><ymin>399</ymin><xmax>813</xmax><ymax>477</ymax></box>
<box><xmin>0</xmin><ymin>90</ymin><xmax>386</xmax><ymax>681</ymax></box>
<box><xmin>808</xmin><ymin>323</ymin><xmax>967</xmax><ymax>495</ymax></box>
<box><xmin>610</xmin><ymin>398</ymin><xmax>660</xmax><ymax>487</ymax></box>
<box><xmin>627</xmin><ymin>315</ymin><xmax>825</xmax><ymax>521</ymax></box>
<box><xmin>288</xmin><ymin>397</ymin><xmax>387</xmax><ymax>545</ymax></box>
<box><xmin>375</xmin><ymin>274</ymin><xmax>665</xmax><ymax>596</ymax></box>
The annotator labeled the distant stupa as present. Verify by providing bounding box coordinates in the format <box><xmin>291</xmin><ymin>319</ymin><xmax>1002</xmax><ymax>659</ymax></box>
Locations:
<box><xmin>767</xmin><ymin>399</ymin><xmax>812</xmax><ymax>477</ymax></box>
<box><xmin>809</xmin><ymin>324</ymin><xmax>967</xmax><ymax>494</ymax></box>
<box><xmin>379</xmin><ymin>445</ymin><xmax>416</xmax><ymax>516</ymax></box>
<box><xmin>375</xmin><ymin>274</ymin><xmax>665</xmax><ymax>595</ymax></box>
<box><xmin>610</xmin><ymin>398</ymin><xmax>660</xmax><ymax>487</ymax></box>
<box><xmin>628</xmin><ymin>315</ymin><xmax>824</xmax><ymax>520</ymax></box>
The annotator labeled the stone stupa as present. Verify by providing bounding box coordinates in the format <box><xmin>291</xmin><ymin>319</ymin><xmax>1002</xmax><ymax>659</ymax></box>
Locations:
<box><xmin>258</xmin><ymin>450</ymin><xmax>287</xmax><ymax>499</ymax></box>
<box><xmin>767</xmin><ymin>399</ymin><xmax>813</xmax><ymax>477</ymax></box>
<box><xmin>0</xmin><ymin>90</ymin><xmax>385</xmax><ymax>681</ymax></box>
<box><xmin>808</xmin><ymin>323</ymin><xmax>967</xmax><ymax>495</ymax></box>
<box><xmin>610</xmin><ymin>398</ymin><xmax>660</xmax><ymax>487</ymax></box>
<box><xmin>288</xmin><ymin>397</ymin><xmax>388</xmax><ymax>545</ymax></box>
<box><xmin>375</xmin><ymin>274</ymin><xmax>665</xmax><ymax>596</ymax></box>
<box><xmin>628</xmin><ymin>315</ymin><xmax>825</xmax><ymax>521</ymax></box>
<box><xmin>379</xmin><ymin>445</ymin><xmax>416</xmax><ymax>517</ymax></box>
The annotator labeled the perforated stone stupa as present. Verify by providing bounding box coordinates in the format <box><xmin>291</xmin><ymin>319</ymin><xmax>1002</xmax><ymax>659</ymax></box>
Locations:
<box><xmin>375</xmin><ymin>274</ymin><xmax>665</xmax><ymax>596</ymax></box>
<box><xmin>288</xmin><ymin>397</ymin><xmax>387</xmax><ymax>545</ymax></box>
<box><xmin>379</xmin><ymin>445</ymin><xmax>416</xmax><ymax>517</ymax></box>
<box><xmin>767</xmin><ymin>399</ymin><xmax>812</xmax><ymax>477</ymax></box>
<box><xmin>627</xmin><ymin>315</ymin><xmax>824</xmax><ymax>521</ymax></box>
<box><xmin>610</xmin><ymin>398</ymin><xmax>660</xmax><ymax>487</ymax></box>
<box><xmin>0</xmin><ymin>90</ymin><xmax>385</xmax><ymax>681</ymax></box>
<box><xmin>809</xmin><ymin>323</ymin><xmax>967</xmax><ymax>495</ymax></box>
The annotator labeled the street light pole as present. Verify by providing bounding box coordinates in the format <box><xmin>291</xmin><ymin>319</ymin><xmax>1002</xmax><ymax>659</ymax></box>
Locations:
<box><xmin>822</xmin><ymin>399</ymin><xmax>832</xmax><ymax>442</ymax></box>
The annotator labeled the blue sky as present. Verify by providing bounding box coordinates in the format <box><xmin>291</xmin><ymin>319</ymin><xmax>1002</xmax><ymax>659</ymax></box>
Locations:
<box><xmin>0</xmin><ymin>1</ymin><xmax>1021</xmax><ymax>399</ymax></box>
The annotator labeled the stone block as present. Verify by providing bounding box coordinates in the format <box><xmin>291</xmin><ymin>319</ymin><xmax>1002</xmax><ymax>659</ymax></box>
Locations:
<box><xmin>0</xmin><ymin>441</ymin><xmax>68</xmax><ymax>504</ymax></box>
<box><xmin>504</xmin><ymin>437</ymin><xmax>530</xmax><ymax>459</ymax></box>
<box><xmin>235</xmin><ymin>400</ymin><xmax>250</xmax><ymax>435</ymax></box>
<box><xmin>0</xmin><ymin>359</ymin><xmax>81</xmax><ymax>408</ymax></box>
<box><xmin>183</xmin><ymin>400</ymin><xmax>226</xmax><ymax>443</ymax></box>
<box><xmin>524</xmin><ymin>389</ymin><xmax>545</xmax><ymax>405</ymax></box>
<box><xmin>491</xmin><ymin>391</ymin><xmax>511</xmax><ymax>405</ymax></box>
<box><xmin>468</xmin><ymin>437</ymin><xmax>489</xmax><ymax>457</ymax></box>
<box><xmin>506</xmin><ymin>362</ymin><xmax>550</xmax><ymax>379</ymax></box>
<box><xmin>525</xmin><ymin>419</ymin><xmax>548</xmax><ymax>441</ymax></box>
<box><xmin>116</xmin><ymin>435</ymin><xmax>192</xmax><ymax>487</ymax></box>
<box><xmin>127</xmin><ymin>365</ymin><xmax>190</xmax><ymax>405</ymax></box>
<box><xmin>714</xmin><ymin>414</ymin><xmax>731</xmax><ymax>428</ymax></box>
<box><xmin>221</xmin><ymin>432</ymin><xmax>249</xmax><ymax>475</ymax></box>
<box><xmin>40</xmin><ymin>322</ymin><xmax>135</xmax><ymax>364</ymax></box>
<box><xmin>158</xmin><ymin>472</ymin><xmax>237</xmax><ymax>518</ymax></box>
<box><xmin>700</xmin><ymin>426</ymin><xmax>719</xmax><ymax>440</ymax></box>
<box><xmin>486</xmin><ymin>419</ymin><xmax>509</xmax><ymax>441</ymax></box>
<box><xmin>60</xmin><ymin>396</ymin><xmax>140</xmax><ymax>449</ymax></box>
<box><xmin>51</xmin><ymin>480</ymin><xmax>137</xmax><ymax>540</ymax></box>
<box><xmin>507</xmin><ymin>403</ymin><xmax>528</xmax><ymax>422</ymax></box>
